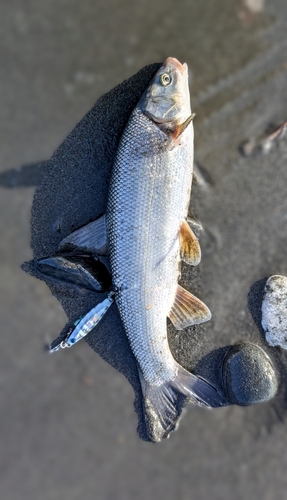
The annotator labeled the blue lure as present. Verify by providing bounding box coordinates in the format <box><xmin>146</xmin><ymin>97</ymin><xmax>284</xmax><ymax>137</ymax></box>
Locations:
<box><xmin>50</xmin><ymin>292</ymin><xmax>114</xmax><ymax>352</ymax></box>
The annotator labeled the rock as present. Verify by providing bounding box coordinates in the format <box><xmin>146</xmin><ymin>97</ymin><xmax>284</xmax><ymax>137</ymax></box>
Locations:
<box><xmin>223</xmin><ymin>343</ymin><xmax>278</xmax><ymax>405</ymax></box>
<box><xmin>261</xmin><ymin>275</ymin><xmax>287</xmax><ymax>349</ymax></box>
<box><xmin>243</xmin><ymin>0</ymin><xmax>265</xmax><ymax>14</ymax></box>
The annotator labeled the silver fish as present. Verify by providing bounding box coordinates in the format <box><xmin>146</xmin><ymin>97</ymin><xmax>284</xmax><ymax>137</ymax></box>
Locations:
<box><xmin>106</xmin><ymin>57</ymin><xmax>224</xmax><ymax>439</ymax></box>
<box><xmin>60</xmin><ymin>58</ymin><xmax>225</xmax><ymax>440</ymax></box>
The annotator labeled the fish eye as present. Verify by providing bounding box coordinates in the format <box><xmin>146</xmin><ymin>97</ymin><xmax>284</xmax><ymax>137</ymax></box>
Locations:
<box><xmin>160</xmin><ymin>73</ymin><xmax>171</xmax><ymax>86</ymax></box>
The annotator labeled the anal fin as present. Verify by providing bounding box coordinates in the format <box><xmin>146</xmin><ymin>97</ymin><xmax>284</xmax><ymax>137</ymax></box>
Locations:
<box><xmin>179</xmin><ymin>220</ymin><xmax>201</xmax><ymax>266</ymax></box>
<box><xmin>169</xmin><ymin>285</ymin><xmax>211</xmax><ymax>330</ymax></box>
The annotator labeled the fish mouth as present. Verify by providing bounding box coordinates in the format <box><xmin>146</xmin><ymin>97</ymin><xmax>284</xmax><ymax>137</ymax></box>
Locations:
<box><xmin>163</xmin><ymin>57</ymin><xmax>187</xmax><ymax>75</ymax></box>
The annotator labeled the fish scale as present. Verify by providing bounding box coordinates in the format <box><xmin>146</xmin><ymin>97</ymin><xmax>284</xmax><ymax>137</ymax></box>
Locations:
<box><xmin>107</xmin><ymin>105</ymin><xmax>193</xmax><ymax>385</ymax></box>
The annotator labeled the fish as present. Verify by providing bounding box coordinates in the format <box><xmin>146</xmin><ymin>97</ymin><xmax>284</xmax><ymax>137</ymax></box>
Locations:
<box><xmin>59</xmin><ymin>57</ymin><xmax>225</xmax><ymax>440</ymax></box>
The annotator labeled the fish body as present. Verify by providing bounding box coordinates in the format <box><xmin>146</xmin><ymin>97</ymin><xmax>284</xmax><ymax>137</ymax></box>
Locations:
<box><xmin>56</xmin><ymin>58</ymin><xmax>225</xmax><ymax>439</ymax></box>
<box><xmin>107</xmin><ymin>71</ymin><xmax>193</xmax><ymax>384</ymax></box>
<box><xmin>106</xmin><ymin>58</ymin><xmax>224</xmax><ymax>439</ymax></box>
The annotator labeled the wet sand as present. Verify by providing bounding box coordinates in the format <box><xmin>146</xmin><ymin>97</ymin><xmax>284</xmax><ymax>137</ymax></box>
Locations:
<box><xmin>1</xmin><ymin>0</ymin><xmax>287</xmax><ymax>498</ymax></box>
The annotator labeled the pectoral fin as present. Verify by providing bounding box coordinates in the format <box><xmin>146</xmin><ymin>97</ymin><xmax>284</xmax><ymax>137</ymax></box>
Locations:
<box><xmin>59</xmin><ymin>214</ymin><xmax>108</xmax><ymax>255</ymax></box>
<box><xmin>165</xmin><ymin>114</ymin><xmax>195</xmax><ymax>150</ymax></box>
<box><xmin>169</xmin><ymin>285</ymin><xmax>211</xmax><ymax>330</ymax></box>
<box><xmin>179</xmin><ymin>220</ymin><xmax>201</xmax><ymax>266</ymax></box>
<box><xmin>171</xmin><ymin>113</ymin><xmax>195</xmax><ymax>140</ymax></box>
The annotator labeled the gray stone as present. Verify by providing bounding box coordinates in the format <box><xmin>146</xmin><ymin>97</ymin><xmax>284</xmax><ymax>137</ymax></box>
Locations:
<box><xmin>262</xmin><ymin>275</ymin><xmax>287</xmax><ymax>349</ymax></box>
<box><xmin>223</xmin><ymin>343</ymin><xmax>278</xmax><ymax>405</ymax></box>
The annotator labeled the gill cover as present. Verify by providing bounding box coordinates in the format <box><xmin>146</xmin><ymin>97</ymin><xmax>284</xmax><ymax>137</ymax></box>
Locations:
<box><xmin>140</xmin><ymin>57</ymin><xmax>191</xmax><ymax>125</ymax></box>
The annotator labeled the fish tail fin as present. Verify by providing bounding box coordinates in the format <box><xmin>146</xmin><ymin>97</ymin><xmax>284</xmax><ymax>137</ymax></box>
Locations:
<box><xmin>139</xmin><ymin>363</ymin><xmax>225</xmax><ymax>442</ymax></box>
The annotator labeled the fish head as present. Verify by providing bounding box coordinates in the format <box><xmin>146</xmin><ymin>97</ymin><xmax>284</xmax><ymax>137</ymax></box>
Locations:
<box><xmin>140</xmin><ymin>57</ymin><xmax>191</xmax><ymax>125</ymax></box>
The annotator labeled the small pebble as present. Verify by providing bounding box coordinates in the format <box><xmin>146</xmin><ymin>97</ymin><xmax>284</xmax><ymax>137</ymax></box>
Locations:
<box><xmin>261</xmin><ymin>275</ymin><xmax>287</xmax><ymax>349</ymax></box>
<box><xmin>223</xmin><ymin>343</ymin><xmax>278</xmax><ymax>405</ymax></box>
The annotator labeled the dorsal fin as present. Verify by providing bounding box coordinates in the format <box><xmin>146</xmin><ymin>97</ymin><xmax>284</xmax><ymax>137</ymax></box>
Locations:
<box><xmin>179</xmin><ymin>220</ymin><xmax>201</xmax><ymax>266</ymax></box>
<box><xmin>168</xmin><ymin>285</ymin><xmax>211</xmax><ymax>330</ymax></box>
<box><xmin>58</xmin><ymin>214</ymin><xmax>108</xmax><ymax>255</ymax></box>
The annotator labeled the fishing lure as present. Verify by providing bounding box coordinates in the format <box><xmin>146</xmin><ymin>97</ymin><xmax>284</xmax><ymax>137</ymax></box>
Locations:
<box><xmin>50</xmin><ymin>292</ymin><xmax>114</xmax><ymax>352</ymax></box>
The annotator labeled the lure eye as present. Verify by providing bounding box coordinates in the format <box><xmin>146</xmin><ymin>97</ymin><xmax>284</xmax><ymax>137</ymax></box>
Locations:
<box><xmin>160</xmin><ymin>73</ymin><xmax>171</xmax><ymax>86</ymax></box>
